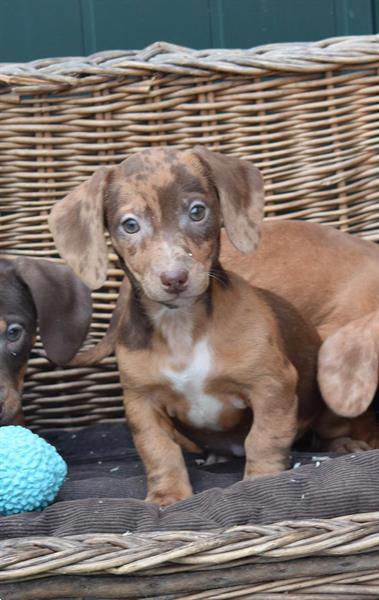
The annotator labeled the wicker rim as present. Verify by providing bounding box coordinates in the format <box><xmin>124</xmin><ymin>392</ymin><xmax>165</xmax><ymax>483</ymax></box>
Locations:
<box><xmin>0</xmin><ymin>36</ymin><xmax>379</xmax><ymax>88</ymax></box>
<box><xmin>1</xmin><ymin>511</ymin><xmax>379</xmax><ymax>581</ymax></box>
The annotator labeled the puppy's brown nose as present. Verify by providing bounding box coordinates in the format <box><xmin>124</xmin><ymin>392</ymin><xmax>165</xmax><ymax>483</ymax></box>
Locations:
<box><xmin>160</xmin><ymin>269</ymin><xmax>188</xmax><ymax>294</ymax></box>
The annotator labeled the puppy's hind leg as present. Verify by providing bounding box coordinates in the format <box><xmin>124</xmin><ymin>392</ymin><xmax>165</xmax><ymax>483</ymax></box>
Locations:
<box><xmin>314</xmin><ymin>408</ymin><xmax>374</xmax><ymax>454</ymax></box>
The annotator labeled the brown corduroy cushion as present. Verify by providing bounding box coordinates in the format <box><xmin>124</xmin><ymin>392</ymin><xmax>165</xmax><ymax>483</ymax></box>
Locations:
<box><xmin>1</xmin><ymin>424</ymin><xmax>378</xmax><ymax>539</ymax></box>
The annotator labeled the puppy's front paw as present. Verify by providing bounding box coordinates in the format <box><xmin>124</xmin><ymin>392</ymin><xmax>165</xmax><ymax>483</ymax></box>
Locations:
<box><xmin>327</xmin><ymin>436</ymin><xmax>372</xmax><ymax>454</ymax></box>
<box><xmin>146</xmin><ymin>486</ymin><xmax>192</xmax><ymax>507</ymax></box>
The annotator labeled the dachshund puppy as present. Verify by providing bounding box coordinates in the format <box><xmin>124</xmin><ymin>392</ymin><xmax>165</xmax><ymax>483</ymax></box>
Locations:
<box><xmin>221</xmin><ymin>220</ymin><xmax>379</xmax><ymax>451</ymax></box>
<box><xmin>49</xmin><ymin>147</ymin><xmax>325</xmax><ymax>506</ymax></box>
<box><xmin>0</xmin><ymin>257</ymin><xmax>91</xmax><ymax>424</ymax></box>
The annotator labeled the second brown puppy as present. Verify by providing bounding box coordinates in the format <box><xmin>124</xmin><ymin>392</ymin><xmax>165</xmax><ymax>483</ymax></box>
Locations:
<box><xmin>50</xmin><ymin>147</ymin><xmax>323</xmax><ymax>506</ymax></box>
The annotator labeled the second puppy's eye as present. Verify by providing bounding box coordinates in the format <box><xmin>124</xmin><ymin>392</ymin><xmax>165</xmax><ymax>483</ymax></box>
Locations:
<box><xmin>7</xmin><ymin>323</ymin><xmax>23</xmax><ymax>343</ymax></box>
<box><xmin>189</xmin><ymin>203</ymin><xmax>207</xmax><ymax>222</ymax></box>
<box><xmin>121</xmin><ymin>217</ymin><xmax>140</xmax><ymax>234</ymax></box>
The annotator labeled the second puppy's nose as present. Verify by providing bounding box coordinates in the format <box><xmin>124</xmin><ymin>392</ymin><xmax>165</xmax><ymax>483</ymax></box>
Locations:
<box><xmin>160</xmin><ymin>269</ymin><xmax>189</xmax><ymax>294</ymax></box>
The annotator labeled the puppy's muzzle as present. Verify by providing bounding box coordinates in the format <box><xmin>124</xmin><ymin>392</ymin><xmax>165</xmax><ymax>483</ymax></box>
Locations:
<box><xmin>160</xmin><ymin>269</ymin><xmax>189</xmax><ymax>295</ymax></box>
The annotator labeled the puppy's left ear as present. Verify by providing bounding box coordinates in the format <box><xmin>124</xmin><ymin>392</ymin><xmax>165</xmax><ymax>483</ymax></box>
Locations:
<box><xmin>194</xmin><ymin>146</ymin><xmax>265</xmax><ymax>254</ymax></box>
<box><xmin>318</xmin><ymin>311</ymin><xmax>379</xmax><ymax>417</ymax></box>
<box><xmin>15</xmin><ymin>258</ymin><xmax>92</xmax><ymax>366</ymax></box>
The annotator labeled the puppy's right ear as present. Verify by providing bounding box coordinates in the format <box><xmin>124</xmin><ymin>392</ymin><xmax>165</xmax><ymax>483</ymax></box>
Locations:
<box><xmin>15</xmin><ymin>257</ymin><xmax>92</xmax><ymax>366</ymax></box>
<box><xmin>318</xmin><ymin>311</ymin><xmax>379</xmax><ymax>417</ymax></box>
<box><xmin>49</xmin><ymin>167</ymin><xmax>112</xmax><ymax>289</ymax></box>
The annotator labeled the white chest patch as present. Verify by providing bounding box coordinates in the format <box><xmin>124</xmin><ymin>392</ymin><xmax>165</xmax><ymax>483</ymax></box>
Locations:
<box><xmin>163</xmin><ymin>339</ymin><xmax>223</xmax><ymax>431</ymax></box>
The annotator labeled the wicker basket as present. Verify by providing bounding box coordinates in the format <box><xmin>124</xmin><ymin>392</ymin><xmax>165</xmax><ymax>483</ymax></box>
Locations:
<box><xmin>1</xmin><ymin>35</ymin><xmax>379</xmax><ymax>597</ymax></box>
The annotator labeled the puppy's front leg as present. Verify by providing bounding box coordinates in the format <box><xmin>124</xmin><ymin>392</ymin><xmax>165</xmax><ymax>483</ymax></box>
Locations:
<box><xmin>123</xmin><ymin>390</ymin><xmax>193</xmax><ymax>506</ymax></box>
<box><xmin>244</xmin><ymin>363</ymin><xmax>298</xmax><ymax>479</ymax></box>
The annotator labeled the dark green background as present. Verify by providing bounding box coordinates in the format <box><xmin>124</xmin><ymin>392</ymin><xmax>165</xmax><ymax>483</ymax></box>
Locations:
<box><xmin>0</xmin><ymin>0</ymin><xmax>378</xmax><ymax>62</ymax></box>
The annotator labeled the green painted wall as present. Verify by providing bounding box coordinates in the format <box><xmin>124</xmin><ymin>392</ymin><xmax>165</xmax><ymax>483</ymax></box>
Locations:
<box><xmin>0</xmin><ymin>0</ymin><xmax>377</xmax><ymax>62</ymax></box>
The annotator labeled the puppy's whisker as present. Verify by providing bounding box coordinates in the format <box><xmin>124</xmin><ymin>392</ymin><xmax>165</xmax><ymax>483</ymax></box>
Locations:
<box><xmin>209</xmin><ymin>270</ymin><xmax>228</xmax><ymax>288</ymax></box>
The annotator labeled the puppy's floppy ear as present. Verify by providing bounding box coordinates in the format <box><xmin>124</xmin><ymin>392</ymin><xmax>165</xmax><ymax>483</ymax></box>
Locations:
<box><xmin>49</xmin><ymin>167</ymin><xmax>111</xmax><ymax>289</ymax></box>
<box><xmin>318</xmin><ymin>311</ymin><xmax>379</xmax><ymax>417</ymax></box>
<box><xmin>194</xmin><ymin>146</ymin><xmax>265</xmax><ymax>254</ymax></box>
<box><xmin>15</xmin><ymin>258</ymin><xmax>92</xmax><ymax>366</ymax></box>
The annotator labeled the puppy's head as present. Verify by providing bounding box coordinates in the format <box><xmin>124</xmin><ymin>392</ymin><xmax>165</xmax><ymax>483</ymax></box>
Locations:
<box><xmin>0</xmin><ymin>261</ymin><xmax>35</xmax><ymax>424</ymax></box>
<box><xmin>0</xmin><ymin>258</ymin><xmax>92</xmax><ymax>424</ymax></box>
<box><xmin>49</xmin><ymin>147</ymin><xmax>264</xmax><ymax>307</ymax></box>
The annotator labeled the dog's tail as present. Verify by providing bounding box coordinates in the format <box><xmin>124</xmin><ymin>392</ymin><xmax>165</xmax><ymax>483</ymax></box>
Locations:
<box><xmin>69</xmin><ymin>329</ymin><xmax>117</xmax><ymax>366</ymax></box>
<box><xmin>69</xmin><ymin>280</ymin><xmax>128</xmax><ymax>367</ymax></box>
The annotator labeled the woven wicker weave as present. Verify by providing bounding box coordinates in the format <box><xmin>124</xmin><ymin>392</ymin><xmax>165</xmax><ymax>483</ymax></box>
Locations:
<box><xmin>1</xmin><ymin>513</ymin><xmax>379</xmax><ymax>597</ymax></box>
<box><xmin>1</xmin><ymin>34</ymin><xmax>378</xmax><ymax>431</ymax></box>
<box><xmin>1</xmin><ymin>35</ymin><xmax>379</xmax><ymax>596</ymax></box>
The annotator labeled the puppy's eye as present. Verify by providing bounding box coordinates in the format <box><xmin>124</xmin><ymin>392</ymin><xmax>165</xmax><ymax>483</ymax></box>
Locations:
<box><xmin>121</xmin><ymin>217</ymin><xmax>140</xmax><ymax>234</ymax></box>
<box><xmin>189</xmin><ymin>202</ymin><xmax>207</xmax><ymax>222</ymax></box>
<box><xmin>7</xmin><ymin>324</ymin><xmax>23</xmax><ymax>343</ymax></box>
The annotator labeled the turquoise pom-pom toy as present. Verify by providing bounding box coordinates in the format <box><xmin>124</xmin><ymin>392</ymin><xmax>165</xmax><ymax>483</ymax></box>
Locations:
<box><xmin>0</xmin><ymin>426</ymin><xmax>67</xmax><ymax>516</ymax></box>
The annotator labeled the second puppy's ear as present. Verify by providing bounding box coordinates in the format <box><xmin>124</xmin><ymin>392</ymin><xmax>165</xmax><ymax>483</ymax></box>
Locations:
<box><xmin>49</xmin><ymin>167</ymin><xmax>112</xmax><ymax>289</ymax></box>
<box><xmin>194</xmin><ymin>146</ymin><xmax>265</xmax><ymax>254</ymax></box>
<box><xmin>318</xmin><ymin>311</ymin><xmax>379</xmax><ymax>417</ymax></box>
<box><xmin>15</xmin><ymin>258</ymin><xmax>92</xmax><ymax>366</ymax></box>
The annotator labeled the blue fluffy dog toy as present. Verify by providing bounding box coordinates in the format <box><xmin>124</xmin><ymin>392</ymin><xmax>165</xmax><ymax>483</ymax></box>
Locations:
<box><xmin>0</xmin><ymin>426</ymin><xmax>67</xmax><ymax>516</ymax></box>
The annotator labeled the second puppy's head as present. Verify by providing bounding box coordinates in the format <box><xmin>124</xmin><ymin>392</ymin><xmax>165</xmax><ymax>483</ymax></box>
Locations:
<box><xmin>49</xmin><ymin>147</ymin><xmax>264</xmax><ymax>307</ymax></box>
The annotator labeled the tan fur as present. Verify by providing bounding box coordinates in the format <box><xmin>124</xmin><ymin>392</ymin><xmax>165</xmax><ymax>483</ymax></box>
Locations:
<box><xmin>318</xmin><ymin>311</ymin><xmax>379</xmax><ymax>418</ymax></box>
<box><xmin>221</xmin><ymin>220</ymin><xmax>379</xmax><ymax>448</ymax></box>
<box><xmin>51</xmin><ymin>147</ymin><xmax>323</xmax><ymax>507</ymax></box>
<box><xmin>195</xmin><ymin>146</ymin><xmax>264</xmax><ymax>254</ymax></box>
<box><xmin>49</xmin><ymin>168</ymin><xmax>111</xmax><ymax>289</ymax></box>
